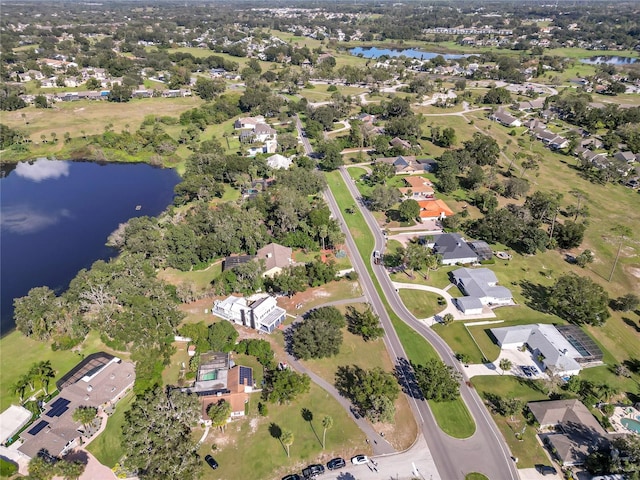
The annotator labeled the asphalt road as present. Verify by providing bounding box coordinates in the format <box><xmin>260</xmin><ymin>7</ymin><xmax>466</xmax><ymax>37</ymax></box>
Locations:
<box><xmin>295</xmin><ymin>116</ymin><xmax>518</xmax><ymax>479</ymax></box>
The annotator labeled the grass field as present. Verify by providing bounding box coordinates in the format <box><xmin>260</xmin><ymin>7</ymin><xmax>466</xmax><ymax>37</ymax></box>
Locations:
<box><xmin>199</xmin><ymin>383</ymin><xmax>366</xmax><ymax>480</ymax></box>
<box><xmin>326</xmin><ymin>170</ymin><xmax>476</xmax><ymax>438</ymax></box>
<box><xmin>299</xmin><ymin>304</ymin><xmax>418</xmax><ymax>450</ymax></box>
<box><xmin>0</xmin><ymin>330</ymin><xmax>128</xmax><ymax>412</ymax></box>
<box><xmin>471</xmin><ymin>376</ymin><xmax>552</xmax><ymax>468</ymax></box>
<box><xmin>2</xmin><ymin>97</ymin><xmax>203</xmax><ymax>149</ymax></box>
<box><xmin>398</xmin><ymin>289</ymin><xmax>445</xmax><ymax>319</ymax></box>
<box><xmin>86</xmin><ymin>390</ymin><xmax>135</xmax><ymax>468</ymax></box>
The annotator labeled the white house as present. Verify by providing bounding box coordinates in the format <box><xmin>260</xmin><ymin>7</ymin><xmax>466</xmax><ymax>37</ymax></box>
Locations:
<box><xmin>491</xmin><ymin>324</ymin><xmax>584</xmax><ymax>377</ymax></box>
<box><xmin>489</xmin><ymin>109</ymin><xmax>522</xmax><ymax>127</ymax></box>
<box><xmin>253</xmin><ymin>123</ymin><xmax>277</xmax><ymax>143</ymax></box>
<box><xmin>266</xmin><ymin>154</ymin><xmax>293</xmax><ymax>170</ymax></box>
<box><xmin>212</xmin><ymin>295</ymin><xmax>286</xmax><ymax>333</ymax></box>
<box><xmin>451</xmin><ymin>267</ymin><xmax>513</xmax><ymax>307</ymax></box>
<box><xmin>234</xmin><ymin>115</ymin><xmax>265</xmax><ymax>130</ymax></box>
<box><xmin>432</xmin><ymin>234</ymin><xmax>478</xmax><ymax>266</ymax></box>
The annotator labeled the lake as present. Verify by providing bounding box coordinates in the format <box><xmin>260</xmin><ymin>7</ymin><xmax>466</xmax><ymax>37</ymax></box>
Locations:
<box><xmin>349</xmin><ymin>46</ymin><xmax>468</xmax><ymax>60</ymax></box>
<box><xmin>580</xmin><ymin>56</ymin><xmax>638</xmax><ymax>65</ymax></box>
<box><xmin>0</xmin><ymin>159</ymin><xmax>180</xmax><ymax>335</ymax></box>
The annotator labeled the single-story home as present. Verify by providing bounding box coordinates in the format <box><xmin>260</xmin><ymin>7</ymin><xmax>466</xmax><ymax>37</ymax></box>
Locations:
<box><xmin>491</xmin><ymin>324</ymin><xmax>585</xmax><ymax>376</ymax></box>
<box><xmin>256</xmin><ymin>243</ymin><xmax>293</xmax><ymax>278</ymax></box>
<box><xmin>18</xmin><ymin>353</ymin><xmax>134</xmax><ymax>459</ymax></box>
<box><xmin>527</xmin><ymin>399</ymin><xmax>608</xmax><ymax>466</ymax></box>
<box><xmin>432</xmin><ymin>233</ymin><xmax>478</xmax><ymax>265</ymax></box>
<box><xmin>451</xmin><ymin>267</ymin><xmax>513</xmax><ymax>307</ymax></box>
<box><xmin>417</xmin><ymin>199</ymin><xmax>454</xmax><ymax>221</ymax></box>
<box><xmin>398</xmin><ymin>176</ymin><xmax>435</xmax><ymax>200</ymax></box>
<box><xmin>489</xmin><ymin>109</ymin><xmax>522</xmax><ymax>127</ymax></box>
<box><xmin>212</xmin><ymin>295</ymin><xmax>286</xmax><ymax>333</ymax></box>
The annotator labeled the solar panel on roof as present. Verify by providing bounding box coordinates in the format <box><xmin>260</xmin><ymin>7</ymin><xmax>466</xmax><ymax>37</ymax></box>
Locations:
<box><xmin>46</xmin><ymin>398</ymin><xmax>70</xmax><ymax>418</ymax></box>
<box><xmin>239</xmin><ymin>366</ymin><xmax>253</xmax><ymax>386</ymax></box>
<box><xmin>27</xmin><ymin>420</ymin><xmax>49</xmax><ymax>436</ymax></box>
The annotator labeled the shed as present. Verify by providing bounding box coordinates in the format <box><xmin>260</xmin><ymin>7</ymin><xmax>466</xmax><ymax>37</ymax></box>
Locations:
<box><xmin>455</xmin><ymin>297</ymin><xmax>484</xmax><ymax>315</ymax></box>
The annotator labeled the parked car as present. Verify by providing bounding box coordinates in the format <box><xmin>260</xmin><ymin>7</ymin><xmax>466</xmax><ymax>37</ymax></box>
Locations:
<box><xmin>302</xmin><ymin>464</ymin><xmax>325</xmax><ymax>478</ymax></box>
<box><xmin>351</xmin><ymin>454</ymin><xmax>369</xmax><ymax>465</ymax></box>
<box><xmin>204</xmin><ymin>455</ymin><xmax>218</xmax><ymax>470</ymax></box>
<box><xmin>327</xmin><ymin>457</ymin><xmax>346</xmax><ymax>470</ymax></box>
<box><xmin>535</xmin><ymin>464</ymin><xmax>557</xmax><ymax>476</ymax></box>
<box><xmin>282</xmin><ymin>475</ymin><xmax>302</xmax><ymax>480</ymax></box>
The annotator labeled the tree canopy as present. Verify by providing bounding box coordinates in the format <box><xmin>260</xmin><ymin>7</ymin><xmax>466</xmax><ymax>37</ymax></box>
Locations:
<box><xmin>548</xmin><ymin>274</ymin><xmax>610</xmax><ymax>326</ymax></box>
<box><xmin>290</xmin><ymin>306</ymin><xmax>345</xmax><ymax>360</ymax></box>
<box><xmin>335</xmin><ymin>365</ymin><xmax>399</xmax><ymax>422</ymax></box>
<box><xmin>412</xmin><ymin>359</ymin><xmax>462</xmax><ymax>402</ymax></box>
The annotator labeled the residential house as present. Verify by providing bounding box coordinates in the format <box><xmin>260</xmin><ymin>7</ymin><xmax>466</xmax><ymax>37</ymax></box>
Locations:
<box><xmin>376</xmin><ymin>155</ymin><xmax>425</xmax><ymax>174</ymax></box>
<box><xmin>266</xmin><ymin>154</ymin><xmax>293</xmax><ymax>170</ymax></box>
<box><xmin>253</xmin><ymin>123</ymin><xmax>277</xmax><ymax>143</ymax></box>
<box><xmin>212</xmin><ymin>295</ymin><xmax>286</xmax><ymax>333</ymax></box>
<box><xmin>181</xmin><ymin>352</ymin><xmax>254</xmax><ymax>420</ymax></box>
<box><xmin>256</xmin><ymin>243</ymin><xmax>293</xmax><ymax>277</ymax></box>
<box><xmin>490</xmin><ymin>324</ymin><xmax>602</xmax><ymax>376</ymax></box>
<box><xmin>398</xmin><ymin>176</ymin><xmax>435</xmax><ymax>200</ymax></box>
<box><xmin>614</xmin><ymin>151</ymin><xmax>637</xmax><ymax>164</ymax></box>
<box><xmin>527</xmin><ymin>399</ymin><xmax>608</xmax><ymax>466</ymax></box>
<box><xmin>234</xmin><ymin>116</ymin><xmax>266</xmax><ymax>130</ymax></box>
<box><xmin>390</xmin><ymin>137</ymin><xmax>412</xmax><ymax>151</ymax></box>
<box><xmin>451</xmin><ymin>268</ymin><xmax>513</xmax><ymax>312</ymax></box>
<box><xmin>432</xmin><ymin>233</ymin><xmax>478</xmax><ymax>265</ymax></box>
<box><xmin>18</xmin><ymin>353</ymin><xmax>134</xmax><ymax>459</ymax></box>
<box><xmin>417</xmin><ymin>199</ymin><xmax>454</xmax><ymax>221</ymax></box>
<box><xmin>489</xmin><ymin>109</ymin><xmax>522</xmax><ymax>127</ymax></box>
<box><xmin>517</xmin><ymin>97</ymin><xmax>546</xmax><ymax>111</ymax></box>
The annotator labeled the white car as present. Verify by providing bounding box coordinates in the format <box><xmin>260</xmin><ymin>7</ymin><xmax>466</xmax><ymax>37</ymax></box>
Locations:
<box><xmin>351</xmin><ymin>455</ymin><xmax>369</xmax><ymax>465</ymax></box>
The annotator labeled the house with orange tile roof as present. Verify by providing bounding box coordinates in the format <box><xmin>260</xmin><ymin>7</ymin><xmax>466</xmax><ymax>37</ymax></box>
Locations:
<box><xmin>399</xmin><ymin>176</ymin><xmax>435</xmax><ymax>200</ymax></box>
<box><xmin>417</xmin><ymin>199</ymin><xmax>454</xmax><ymax>221</ymax></box>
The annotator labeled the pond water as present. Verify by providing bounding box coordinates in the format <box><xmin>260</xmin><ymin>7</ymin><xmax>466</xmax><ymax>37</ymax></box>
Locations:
<box><xmin>0</xmin><ymin>159</ymin><xmax>180</xmax><ymax>334</ymax></box>
<box><xmin>349</xmin><ymin>46</ymin><xmax>468</xmax><ymax>60</ymax></box>
<box><xmin>580</xmin><ymin>56</ymin><xmax>638</xmax><ymax>65</ymax></box>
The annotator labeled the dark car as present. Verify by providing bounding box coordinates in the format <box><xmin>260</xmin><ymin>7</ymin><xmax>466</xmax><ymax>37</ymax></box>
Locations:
<box><xmin>205</xmin><ymin>455</ymin><xmax>218</xmax><ymax>470</ymax></box>
<box><xmin>535</xmin><ymin>464</ymin><xmax>557</xmax><ymax>476</ymax></box>
<box><xmin>327</xmin><ymin>457</ymin><xmax>346</xmax><ymax>470</ymax></box>
<box><xmin>302</xmin><ymin>464</ymin><xmax>325</xmax><ymax>478</ymax></box>
<box><xmin>282</xmin><ymin>475</ymin><xmax>302</xmax><ymax>480</ymax></box>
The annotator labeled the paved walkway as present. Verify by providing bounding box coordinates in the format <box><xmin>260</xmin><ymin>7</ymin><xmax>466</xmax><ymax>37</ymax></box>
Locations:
<box><xmin>391</xmin><ymin>281</ymin><xmax>496</xmax><ymax>324</ymax></box>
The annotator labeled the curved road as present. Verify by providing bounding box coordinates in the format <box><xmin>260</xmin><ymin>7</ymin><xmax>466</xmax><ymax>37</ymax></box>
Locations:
<box><xmin>331</xmin><ymin>165</ymin><xmax>520</xmax><ymax>480</ymax></box>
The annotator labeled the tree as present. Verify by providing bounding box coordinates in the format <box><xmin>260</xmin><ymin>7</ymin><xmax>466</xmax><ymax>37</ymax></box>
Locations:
<box><xmin>345</xmin><ymin>305</ymin><xmax>384</xmax><ymax>341</ymax></box>
<box><xmin>12</xmin><ymin>374</ymin><xmax>30</xmax><ymax>403</ymax></box>
<box><xmin>483</xmin><ymin>87</ymin><xmax>512</xmax><ymax>104</ymax></box>
<box><xmin>123</xmin><ymin>388</ymin><xmax>202</xmax><ymax>480</ymax></box>
<box><xmin>27</xmin><ymin>456</ymin><xmax>57</xmax><ymax>480</ymax></box>
<box><xmin>499</xmin><ymin>358</ymin><xmax>512</xmax><ymax>375</ymax></box>
<box><xmin>291</xmin><ymin>307</ymin><xmax>345</xmax><ymax>360</ymax></box>
<box><xmin>194</xmin><ymin>77</ymin><xmax>225</xmax><ymax>101</ymax></box>
<box><xmin>487</xmin><ymin>394</ymin><xmax>523</xmax><ymax>420</ymax></box>
<box><xmin>370</xmin><ymin>161</ymin><xmax>395</xmax><ymax>185</ymax></box>
<box><xmin>575</xmin><ymin>249</ymin><xmax>594</xmax><ymax>268</ymax></box>
<box><xmin>463</xmin><ymin>133</ymin><xmax>500</xmax><ymax>166</ymax></box>
<box><xmin>335</xmin><ymin>365</ymin><xmax>400</xmax><ymax>422</ymax></box>
<box><xmin>321</xmin><ymin>415</ymin><xmax>333</xmax><ymax>449</ymax></box>
<box><xmin>442</xmin><ymin>313</ymin><xmax>454</xmax><ymax>325</ymax></box>
<box><xmin>56</xmin><ymin>459</ymin><xmax>86</xmax><ymax>480</ymax></box>
<box><xmin>107</xmin><ymin>84</ymin><xmax>132</xmax><ymax>102</ymax></box>
<box><xmin>72</xmin><ymin>406</ymin><xmax>98</xmax><ymax>430</ymax></box>
<box><xmin>548</xmin><ymin>274</ymin><xmax>610</xmax><ymax>326</ymax></box>
<box><xmin>207</xmin><ymin>321</ymin><xmax>239</xmax><ymax>352</ymax></box>
<box><xmin>612</xmin><ymin>293</ymin><xmax>640</xmax><ymax>312</ymax></box>
<box><xmin>34</xmin><ymin>95</ymin><xmax>49</xmax><ymax>109</ymax></box>
<box><xmin>412</xmin><ymin>359</ymin><xmax>462</xmax><ymax>402</ymax></box>
<box><xmin>281</xmin><ymin>429</ymin><xmax>294</xmax><ymax>457</ymax></box>
<box><xmin>262</xmin><ymin>369</ymin><xmax>311</xmax><ymax>404</ymax></box>
<box><xmin>398</xmin><ymin>199</ymin><xmax>420</xmax><ymax>222</ymax></box>
<box><xmin>609</xmin><ymin>225</ymin><xmax>632</xmax><ymax>282</ymax></box>
<box><xmin>367</xmin><ymin>185</ymin><xmax>401</xmax><ymax>211</ymax></box>
<box><xmin>35</xmin><ymin>360</ymin><xmax>56</xmax><ymax>395</ymax></box>
<box><xmin>207</xmin><ymin>400</ymin><xmax>231</xmax><ymax>431</ymax></box>
<box><xmin>553</xmin><ymin>221</ymin><xmax>586</xmax><ymax>249</ymax></box>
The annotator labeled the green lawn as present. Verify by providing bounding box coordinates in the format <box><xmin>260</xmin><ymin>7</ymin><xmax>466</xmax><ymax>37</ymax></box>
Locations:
<box><xmin>86</xmin><ymin>390</ymin><xmax>136</xmax><ymax>468</ymax></box>
<box><xmin>326</xmin><ymin>170</ymin><xmax>475</xmax><ymax>438</ymax></box>
<box><xmin>471</xmin><ymin>376</ymin><xmax>552</xmax><ymax>468</ymax></box>
<box><xmin>200</xmin><ymin>383</ymin><xmax>366</xmax><ymax>480</ymax></box>
<box><xmin>433</xmin><ymin>323</ymin><xmax>486</xmax><ymax>364</ymax></box>
<box><xmin>429</xmin><ymin>398</ymin><xmax>476</xmax><ymax>438</ymax></box>
<box><xmin>158</xmin><ymin>262</ymin><xmax>222</xmax><ymax>291</ymax></box>
<box><xmin>398</xmin><ymin>289</ymin><xmax>445</xmax><ymax>318</ymax></box>
<box><xmin>0</xmin><ymin>330</ymin><xmax>127</xmax><ymax>411</ymax></box>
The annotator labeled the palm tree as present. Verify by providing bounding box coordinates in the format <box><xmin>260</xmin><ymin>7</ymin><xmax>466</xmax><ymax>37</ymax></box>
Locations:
<box><xmin>424</xmin><ymin>254</ymin><xmax>438</xmax><ymax>280</ymax></box>
<box><xmin>281</xmin><ymin>429</ymin><xmax>294</xmax><ymax>458</ymax></box>
<box><xmin>13</xmin><ymin>375</ymin><xmax>30</xmax><ymax>403</ymax></box>
<box><xmin>499</xmin><ymin>358</ymin><xmax>513</xmax><ymax>375</ymax></box>
<box><xmin>321</xmin><ymin>415</ymin><xmax>333</xmax><ymax>449</ymax></box>
<box><xmin>72</xmin><ymin>406</ymin><xmax>98</xmax><ymax>431</ymax></box>
<box><xmin>36</xmin><ymin>361</ymin><xmax>56</xmax><ymax>395</ymax></box>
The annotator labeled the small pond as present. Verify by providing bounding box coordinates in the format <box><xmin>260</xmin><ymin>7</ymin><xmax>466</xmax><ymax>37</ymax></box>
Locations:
<box><xmin>580</xmin><ymin>56</ymin><xmax>638</xmax><ymax>65</ymax></box>
<box><xmin>349</xmin><ymin>47</ymin><xmax>468</xmax><ymax>60</ymax></box>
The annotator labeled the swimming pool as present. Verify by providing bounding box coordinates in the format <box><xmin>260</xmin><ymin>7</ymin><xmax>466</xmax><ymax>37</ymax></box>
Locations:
<box><xmin>621</xmin><ymin>417</ymin><xmax>640</xmax><ymax>434</ymax></box>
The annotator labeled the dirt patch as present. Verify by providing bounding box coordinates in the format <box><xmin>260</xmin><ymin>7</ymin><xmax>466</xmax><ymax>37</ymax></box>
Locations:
<box><xmin>626</xmin><ymin>266</ymin><xmax>640</xmax><ymax>279</ymax></box>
